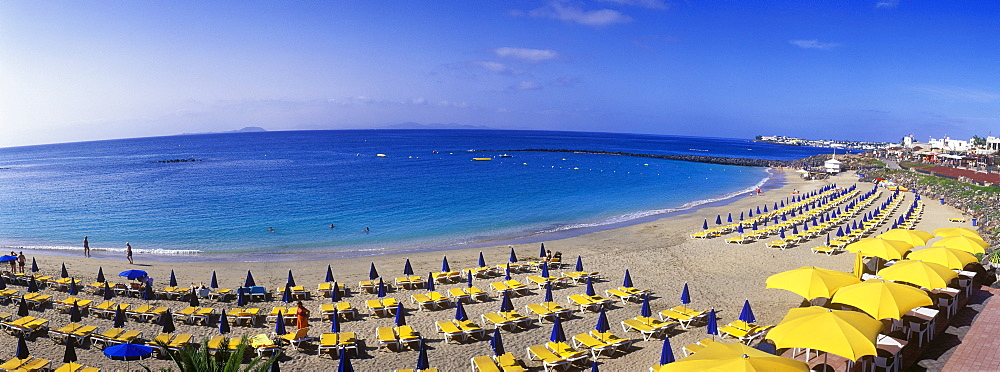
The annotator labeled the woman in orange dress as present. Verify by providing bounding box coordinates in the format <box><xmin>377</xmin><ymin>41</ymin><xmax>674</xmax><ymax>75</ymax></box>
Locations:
<box><xmin>295</xmin><ymin>300</ymin><xmax>310</xmax><ymax>329</ymax></box>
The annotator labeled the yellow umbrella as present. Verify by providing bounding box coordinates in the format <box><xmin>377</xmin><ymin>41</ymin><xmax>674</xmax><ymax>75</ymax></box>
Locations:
<box><xmin>765</xmin><ymin>266</ymin><xmax>861</xmax><ymax>300</ymax></box>
<box><xmin>879</xmin><ymin>260</ymin><xmax>958</xmax><ymax>289</ymax></box>
<box><xmin>905</xmin><ymin>247</ymin><xmax>978</xmax><ymax>270</ymax></box>
<box><xmin>831</xmin><ymin>280</ymin><xmax>932</xmax><ymax>319</ymax></box>
<box><xmin>932</xmin><ymin>227</ymin><xmax>983</xmax><ymax>239</ymax></box>
<box><xmin>844</xmin><ymin>238</ymin><xmax>913</xmax><ymax>260</ymax></box>
<box><xmin>877</xmin><ymin>229</ymin><xmax>935</xmax><ymax>246</ymax></box>
<box><xmin>931</xmin><ymin>235</ymin><xmax>988</xmax><ymax>255</ymax></box>
<box><xmin>659</xmin><ymin>341</ymin><xmax>809</xmax><ymax>372</ymax></box>
<box><xmin>766</xmin><ymin>306</ymin><xmax>882</xmax><ymax>362</ymax></box>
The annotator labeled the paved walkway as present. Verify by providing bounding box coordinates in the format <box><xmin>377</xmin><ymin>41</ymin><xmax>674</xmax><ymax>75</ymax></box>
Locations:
<box><xmin>936</xmin><ymin>285</ymin><xmax>1000</xmax><ymax>371</ymax></box>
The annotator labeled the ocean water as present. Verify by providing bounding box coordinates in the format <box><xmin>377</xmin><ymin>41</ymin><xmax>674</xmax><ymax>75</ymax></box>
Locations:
<box><xmin>0</xmin><ymin>130</ymin><xmax>845</xmax><ymax>259</ymax></box>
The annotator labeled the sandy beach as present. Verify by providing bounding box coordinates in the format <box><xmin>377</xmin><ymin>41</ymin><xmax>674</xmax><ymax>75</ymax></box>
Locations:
<box><xmin>0</xmin><ymin>169</ymin><xmax>973</xmax><ymax>371</ymax></box>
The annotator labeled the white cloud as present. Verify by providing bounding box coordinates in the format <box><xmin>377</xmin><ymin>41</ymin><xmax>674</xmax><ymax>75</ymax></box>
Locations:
<box><xmin>876</xmin><ymin>0</ymin><xmax>899</xmax><ymax>9</ymax></box>
<box><xmin>600</xmin><ymin>0</ymin><xmax>668</xmax><ymax>10</ymax></box>
<box><xmin>493</xmin><ymin>47</ymin><xmax>561</xmax><ymax>63</ymax></box>
<box><xmin>512</xmin><ymin>81</ymin><xmax>542</xmax><ymax>91</ymax></box>
<box><xmin>525</xmin><ymin>1</ymin><xmax>632</xmax><ymax>27</ymax></box>
<box><xmin>912</xmin><ymin>86</ymin><xmax>1000</xmax><ymax>103</ymax></box>
<box><xmin>789</xmin><ymin>39</ymin><xmax>841</xmax><ymax>50</ymax></box>
<box><xmin>468</xmin><ymin>61</ymin><xmax>517</xmax><ymax>75</ymax></box>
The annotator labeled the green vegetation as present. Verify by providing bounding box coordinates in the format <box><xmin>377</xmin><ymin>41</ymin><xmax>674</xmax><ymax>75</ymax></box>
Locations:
<box><xmin>143</xmin><ymin>337</ymin><xmax>276</xmax><ymax>372</ymax></box>
<box><xmin>860</xmin><ymin>158</ymin><xmax>885</xmax><ymax>167</ymax></box>
<box><xmin>899</xmin><ymin>161</ymin><xmax>934</xmax><ymax>170</ymax></box>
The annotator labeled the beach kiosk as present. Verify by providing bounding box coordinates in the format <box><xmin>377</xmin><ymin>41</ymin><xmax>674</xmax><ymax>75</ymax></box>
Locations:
<box><xmin>824</xmin><ymin>156</ymin><xmax>842</xmax><ymax>174</ymax></box>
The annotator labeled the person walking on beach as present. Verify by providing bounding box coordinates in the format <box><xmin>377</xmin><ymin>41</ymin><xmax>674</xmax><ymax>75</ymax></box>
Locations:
<box><xmin>83</xmin><ymin>236</ymin><xmax>90</xmax><ymax>258</ymax></box>
<box><xmin>8</xmin><ymin>252</ymin><xmax>16</xmax><ymax>273</ymax></box>
<box><xmin>17</xmin><ymin>252</ymin><xmax>25</xmax><ymax>274</ymax></box>
<box><xmin>126</xmin><ymin>242</ymin><xmax>133</xmax><ymax>264</ymax></box>
<box><xmin>295</xmin><ymin>300</ymin><xmax>310</xmax><ymax>329</ymax></box>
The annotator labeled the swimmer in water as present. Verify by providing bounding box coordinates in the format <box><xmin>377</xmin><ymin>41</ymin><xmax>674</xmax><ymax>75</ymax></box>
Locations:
<box><xmin>329</xmin><ymin>224</ymin><xmax>335</xmax><ymax>228</ymax></box>
<box><xmin>364</xmin><ymin>227</ymin><xmax>370</xmax><ymax>232</ymax></box>
<box><xmin>268</xmin><ymin>227</ymin><xmax>275</xmax><ymax>232</ymax></box>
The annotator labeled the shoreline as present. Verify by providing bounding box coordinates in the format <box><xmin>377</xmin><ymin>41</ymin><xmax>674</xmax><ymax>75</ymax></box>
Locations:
<box><xmin>4</xmin><ymin>168</ymin><xmax>784</xmax><ymax>263</ymax></box>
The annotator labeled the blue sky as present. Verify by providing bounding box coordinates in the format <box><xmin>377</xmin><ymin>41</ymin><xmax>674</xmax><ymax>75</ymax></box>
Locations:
<box><xmin>2</xmin><ymin>1</ymin><xmax>997</xmax><ymax>147</ymax></box>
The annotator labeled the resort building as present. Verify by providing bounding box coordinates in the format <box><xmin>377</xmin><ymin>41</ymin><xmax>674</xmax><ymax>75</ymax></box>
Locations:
<box><xmin>824</xmin><ymin>155</ymin><xmax>842</xmax><ymax>174</ymax></box>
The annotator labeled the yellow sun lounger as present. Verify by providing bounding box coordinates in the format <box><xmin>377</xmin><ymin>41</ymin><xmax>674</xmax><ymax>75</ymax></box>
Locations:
<box><xmin>572</xmin><ymin>333</ymin><xmax>616</xmax><ymax>359</ymax></box>
<box><xmin>567</xmin><ymin>294</ymin><xmax>603</xmax><ymax>312</ymax></box>
<box><xmin>112</xmin><ymin>329</ymin><xmax>143</xmax><ymax>345</ymax></box>
<box><xmin>16</xmin><ymin>357</ymin><xmax>50</xmax><ymax>372</ymax></box>
<box><xmin>471</xmin><ymin>355</ymin><xmax>503</xmax><ymax>372</ymax></box>
<box><xmin>207</xmin><ymin>336</ymin><xmax>241</xmax><ymax>353</ymax></box>
<box><xmin>525</xmin><ymin>345</ymin><xmax>569</xmax><ymax>372</ymax></box>
<box><xmin>545</xmin><ymin>341</ymin><xmax>589</xmax><ymax>365</ymax></box>
<box><xmin>167</xmin><ymin>333</ymin><xmax>194</xmax><ymax>351</ymax></box>
<box><xmin>410</xmin><ymin>294</ymin><xmax>439</xmax><ymax>311</ymax></box>
<box><xmin>448</xmin><ymin>288</ymin><xmax>472</xmax><ymax>304</ymax></box>
<box><xmin>659</xmin><ymin>306</ymin><xmax>708</xmax><ymax>329</ymax></box>
<box><xmin>395</xmin><ymin>325</ymin><xmax>422</xmax><ymax>350</ymax></box>
<box><xmin>48</xmin><ymin>322</ymin><xmax>82</xmax><ymax>343</ymax></box>
<box><xmin>465</xmin><ymin>286</ymin><xmax>490</xmax><ymax>302</ymax></box>
<box><xmin>279</xmin><ymin>327</ymin><xmax>314</xmax><ymax>350</ymax></box>
<box><xmin>457</xmin><ymin>319</ymin><xmax>488</xmax><ymax>339</ymax></box>
<box><xmin>435</xmin><ymin>320</ymin><xmax>467</xmax><ymax>344</ymax></box>
<box><xmin>91</xmin><ymin>328</ymin><xmax>125</xmax><ymax>348</ymax></box>
<box><xmin>621</xmin><ymin>317</ymin><xmax>676</xmax><ymax>340</ymax></box>
<box><xmin>376</xmin><ymin>326</ymin><xmax>398</xmax><ymax>351</ymax></box>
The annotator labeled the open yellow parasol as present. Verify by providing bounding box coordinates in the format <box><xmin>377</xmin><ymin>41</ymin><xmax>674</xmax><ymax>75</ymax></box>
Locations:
<box><xmin>931</xmin><ymin>235</ymin><xmax>988</xmax><ymax>255</ymax></box>
<box><xmin>879</xmin><ymin>260</ymin><xmax>958</xmax><ymax>289</ymax></box>
<box><xmin>932</xmin><ymin>227</ymin><xmax>983</xmax><ymax>239</ymax></box>
<box><xmin>658</xmin><ymin>341</ymin><xmax>809</xmax><ymax>372</ymax></box>
<box><xmin>831</xmin><ymin>280</ymin><xmax>932</xmax><ymax>319</ymax></box>
<box><xmin>766</xmin><ymin>306</ymin><xmax>882</xmax><ymax>362</ymax></box>
<box><xmin>765</xmin><ymin>266</ymin><xmax>861</xmax><ymax>300</ymax></box>
<box><xmin>906</xmin><ymin>247</ymin><xmax>979</xmax><ymax>270</ymax></box>
<box><xmin>877</xmin><ymin>229</ymin><xmax>935</xmax><ymax>247</ymax></box>
<box><xmin>844</xmin><ymin>238</ymin><xmax>913</xmax><ymax>260</ymax></box>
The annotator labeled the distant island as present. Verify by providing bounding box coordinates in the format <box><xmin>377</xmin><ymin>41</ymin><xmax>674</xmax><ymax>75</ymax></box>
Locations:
<box><xmin>230</xmin><ymin>126</ymin><xmax>267</xmax><ymax>133</ymax></box>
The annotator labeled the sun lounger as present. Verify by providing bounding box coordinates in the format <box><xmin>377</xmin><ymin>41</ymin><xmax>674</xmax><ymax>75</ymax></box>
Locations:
<box><xmin>436</xmin><ymin>320</ymin><xmax>467</xmax><ymax>344</ymax></box>
<box><xmin>91</xmin><ymin>328</ymin><xmax>125</xmax><ymax>349</ymax></box>
<box><xmin>24</xmin><ymin>293</ymin><xmax>52</xmax><ymax>309</ymax></box>
<box><xmin>811</xmin><ymin>245</ymin><xmax>840</xmax><ymax>255</ymax></box>
<box><xmin>208</xmin><ymin>288</ymin><xmax>233</xmax><ymax>301</ymax></box>
<box><xmin>410</xmin><ymin>293</ymin><xmax>438</xmax><ymax>311</ymax></box>
<box><xmin>526</xmin><ymin>276</ymin><xmax>565</xmax><ymax>289</ymax></box>
<box><xmin>622</xmin><ymin>316</ymin><xmax>676</xmax><ymax>340</ymax></box>
<box><xmin>567</xmin><ymin>294</ymin><xmax>603</xmax><ymax>312</ymax></box>
<box><xmin>719</xmin><ymin>322</ymin><xmax>772</xmax><ymax>344</ymax></box>
<box><xmin>447</xmin><ymin>287</ymin><xmax>472</xmax><ymax>304</ymax></box>
<box><xmin>465</xmin><ymin>286</ymin><xmax>490</xmax><ymax>302</ymax></box>
<box><xmin>725</xmin><ymin>236</ymin><xmax>751</xmax><ymax>244</ymax></box>
<box><xmin>366</xmin><ymin>300</ymin><xmax>388</xmax><ymax>317</ymax></box>
<box><xmin>525</xmin><ymin>345</ymin><xmax>569</xmax><ymax>372</ymax></box>
<box><xmin>317</xmin><ymin>332</ymin><xmax>359</xmax><ymax>357</ymax></box>
<box><xmin>167</xmin><ymin>333</ymin><xmax>194</xmax><ymax>351</ymax></box>
<box><xmin>231</xmin><ymin>308</ymin><xmax>261</xmax><ymax>327</ymax></box>
<box><xmin>659</xmin><ymin>306</ymin><xmax>708</xmax><ymax>329</ymax></box>
<box><xmin>207</xmin><ymin>336</ymin><xmax>241</xmax><ymax>353</ymax></box>
<box><xmin>192</xmin><ymin>307</ymin><xmax>215</xmax><ymax>325</ymax></box>
<box><xmin>317</xmin><ymin>282</ymin><xmax>348</xmax><ymax>298</ymax></box>
<box><xmin>279</xmin><ymin>327</ymin><xmax>314</xmax><ymax>350</ymax></box>
<box><xmin>91</xmin><ymin>301</ymin><xmax>116</xmax><ymax>318</ymax></box>
<box><xmin>17</xmin><ymin>357</ymin><xmax>50</xmax><ymax>372</ymax></box>
<box><xmin>176</xmin><ymin>306</ymin><xmax>199</xmax><ymax>324</ymax></box>
<box><xmin>112</xmin><ymin>329</ymin><xmax>142</xmax><ymax>345</ymax></box>
<box><xmin>394</xmin><ymin>276</ymin><xmax>425</xmax><ymax>290</ymax></box>
<box><xmin>376</xmin><ymin>326</ymin><xmax>398</xmax><ymax>352</ymax></box>
<box><xmin>69</xmin><ymin>325</ymin><xmax>96</xmax><ymax>344</ymax></box>
<box><xmin>427</xmin><ymin>292</ymin><xmax>450</xmax><ymax>308</ymax></box>
<box><xmin>495</xmin><ymin>352</ymin><xmax>529</xmax><ymax>372</ymax></box>
<box><xmin>501</xmin><ymin>310</ymin><xmax>533</xmax><ymax>329</ymax></box>
<box><xmin>545</xmin><ymin>341</ymin><xmax>589</xmax><ymax>365</ymax></box>
<box><xmin>10</xmin><ymin>317</ymin><xmax>48</xmax><ymax>337</ymax></box>
<box><xmin>457</xmin><ymin>319</ymin><xmax>488</xmax><ymax>339</ymax></box>
<box><xmin>682</xmin><ymin>337</ymin><xmax>716</xmax><ymax>357</ymax></box>
<box><xmin>572</xmin><ymin>333</ymin><xmax>616</xmax><ymax>359</ymax></box>
<box><xmin>395</xmin><ymin>325</ymin><xmax>422</xmax><ymax>349</ymax></box>
<box><xmin>766</xmin><ymin>240</ymin><xmax>791</xmax><ymax>249</ymax></box>
<box><xmin>248</xmin><ymin>334</ymin><xmax>280</xmax><ymax>357</ymax></box>
<box><xmin>605</xmin><ymin>288</ymin><xmax>639</xmax><ymax>304</ymax></box>
<box><xmin>54</xmin><ymin>362</ymin><xmax>100</xmax><ymax>372</ymax></box>
<box><xmin>0</xmin><ymin>289</ymin><xmax>18</xmax><ymax>304</ymax></box>
<box><xmin>49</xmin><ymin>322</ymin><xmax>83</xmax><ymax>343</ymax></box>
<box><xmin>471</xmin><ymin>355</ymin><xmax>503</xmax><ymax>372</ymax></box>
<box><xmin>482</xmin><ymin>312</ymin><xmax>516</xmax><ymax>331</ymax></box>
<box><xmin>146</xmin><ymin>333</ymin><xmax>173</xmax><ymax>357</ymax></box>
<box><xmin>277</xmin><ymin>286</ymin><xmax>310</xmax><ymax>301</ymax></box>
<box><xmin>432</xmin><ymin>271</ymin><xmax>461</xmax><ymax>283</ymax></box>
<box><xmin>125</xmin><ymin>304</ymin><xmax>153</xmax><ymax>320</ymax></box>
<box><xmin>491</xmin><ymin>282</ymin><xmax>512</xmax><ymax>295</ymax></box>
<box><xmin>590</xmin><ymin>330</ymin><xmax>633</xmax><ymax>351</ymax></box>
<box><xmin>54</xmin><ymin>297</ymin><xmax>92</xmax><ymax>313</ymax></box>
<box><xmin>504</xmin><ymin>280</ymin><xmax>530</xmax><ymax>295</ymax></box>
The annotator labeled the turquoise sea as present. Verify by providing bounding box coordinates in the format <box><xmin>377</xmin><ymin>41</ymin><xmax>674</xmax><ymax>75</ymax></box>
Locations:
<box><xmin>0</xmin><ymin>130</ymin><xmax>846</xmax><ymax>260</ymax></box>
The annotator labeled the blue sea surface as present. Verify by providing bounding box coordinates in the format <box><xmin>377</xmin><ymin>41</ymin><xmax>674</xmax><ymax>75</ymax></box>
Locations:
<box><xmin>0</xmin><ymin>130</ymin><xmax>845</xmax><ymax>259</ymax></box>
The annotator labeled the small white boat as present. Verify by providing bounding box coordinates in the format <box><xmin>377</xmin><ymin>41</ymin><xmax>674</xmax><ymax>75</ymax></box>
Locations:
<box><xmin>498</xmin><ymin>154</ymin><xmax>513</xmax><ymax>158</ymax></box>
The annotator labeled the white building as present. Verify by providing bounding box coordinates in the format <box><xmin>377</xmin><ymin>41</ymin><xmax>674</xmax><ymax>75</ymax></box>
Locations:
<box><xmin>824</xmin><ymin>156</ymin><xmax>842</xmax><ymax>174</ymax></box>
<box><xmin>928</xmin><ymin>136</ymin><xmax>971</xmax><ymax>151</ymax></box>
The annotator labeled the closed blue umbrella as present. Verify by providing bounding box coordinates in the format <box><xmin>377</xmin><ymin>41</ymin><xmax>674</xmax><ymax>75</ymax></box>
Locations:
<box><xmin>377</xmin><ymin>278</ymin><xmax>386</xmax><ymax>298</ymax></box>
<box><xmin>467</xmin><ymin>271</ymin><xmax>473</xmax><ymax>288</ymax></box>
<box><xmin>478</xmin><ymin>252</ymin><xmax>487</xmax><ymax>268</ymax></box>
<box><xmin>540</xmin><ymin>262</ymin><xmax>550</xmax><ymax>278</ymax></box>
<box><xmin>415</xmin><ymin>341</ymin><xmax>430</xmax><ymax>370</ymax></box>
<box><xmin>68</xmin><ymin>278</ymin><xmax>78</xmax><ymax>296</ymax></box>
<box><xmin>715</xmin><ymin>215</ymin><xmax>722</xmax><ymax>225</ymax></box>
<box><xmin>143</xmin><ymin>283</ymin><xmax>153</xmax><ymax>301</ymax></box>
<box><xmin>509</xmin><ymin>247</ymin><xmax>518</xmax><ymax>263</ymax></box>
<box><xmin>210</xmin><ymin>271</ymin><xmax>218</xmax><ymax>289</ymax></box>
<box><xmin>591</xmin><ymin>362</ymin><xmax>600</xmax><ymax>372</ymax></box>
<box><xmin>426</xmin><ymin>273</ymin><xmax>435</xmax><ymax>292</ymax></box>
<box><xmin>395</xmin><ymin>303</ymin><xmax>406</xmax><ymax>326</ymax></box>
<box><xmin>623</xmin><ymin>269</ymin><xmax>634</xmax><ymax>288</ymax></box>
<box><xmin>274</xmin><ymin>312</ymin><xmax>287</xmax><ymax>336</ymax></box>
<box><xmin>286</xmin><ymin>270</ymin><xmax>296</xmax><ymax>287</ymax></box>
<box><xmin>30</xmin><ymin>258</ymin><xmax>37</xmax><ymax>273</ymax></box>
<box><xmin>17</xmin><ymin>297</ymin><xmax>27</xmax><ymax>317</ymax></box>
<box><xmin>330</xmin><ymin>310</ymin><xmax>340</xmax><ymax>333</ymax></box>
<box><xmin>836</xmin><ymin>226</ymin><xmax>844</xmax><ymax>237</ymax></box>
<box><xmin>16</xmin><ymin>336</ymin><xmax>29</xmax><ymax>359</ymax></box>
<box><xmin>369</xmin><ymin>262</ymin><xmax>379</xmax><ymax>280</ymax></box>
<box><xmin>455</xmin><ymin>301</ymin><xmax>468</xmax><ymax>321</ymax></box>
<box><xmin>737</xmin><ymin>224</ymin><xmax>744</xmax><ymax>234</ymax></box>
<box><xmin>325</xmin><ymin>265</ymin><xmax>335</xmax><ymax>282</ymax></box>
<box><xmin>791</xmin><ymin>224</ymin><xmax>799</xmax><ymax>235</ymax></box>
<box><xmin>403</xmin><ymin>259</ymin><xmax>414</xmax><ymax>276</ymax></box>
<box><xmin>779</xmin><ymin>229</ymin><xmax>786</xmax><ymax>239</ymax></box>
<box><xmin>63</xmin><ymin>338</ymin><xmax>78</xmax><ymax>363</ymax></box>
<box><xmin>244</xmin><ymin>270</ymin><xmax>255</xmax><ymax>287</ymax></box>
<box><xmin>826</xmin><ymin>234</ymin><xmax>831</xmax><ymax>246</ymax></box>
<box><xmin>500</xmin><ymin>291</ymin><xmax>514</xmax><ymax>312</ymax></box>
<box><xmin>739</xmin><ymin>300</ymin><xmax>756</xmax><ymax>324</ymax></box>
<box><xmin>169</xmin><ymin>270</ymin><xmax>178</xmax><ymax>286</ymax></box>
<box><xmin>441</xmin><ymin>256</ymin><xmax>451</xmax><ymax>272</ymax></box>
<box><xmin>706</xmin><ymin>308</ymin><xmax>718</xmax><ymax>336</ymax></box>
<box><xmin>585</xmin><ymin>277</ymin><xmax>596</xmax><ymax>297</ymax></box>
<box><xmin>218</xmin><ymin>311</ymin><xmax>230</xmax><ymax>335</ymax></box>
<box><xmin>539</xmin><ymin>243</ymin><xmax>546</xmax><ymax>258</ymax></box>
<box><xmin>70</xmin><ymin>302</ymin><xmax>82</xmax><ymax>322</ymax></box>
<box><xmin>96</xmin><ymin>267</ymin><xmax>106</xmax><ymax>283</ymax></box>
<box><xmin>103</xmin><ymin>343</ymin><xmax>153</xmax><ymax>361</ymax></box>
<box><xmin>575</xmin><ymin>256</ymin><xmax>584</xmax><ymax>272</ymax></box>
<box><xmin>237</xmin><ymin>287</ymin><xmax>247</xmax><ymax>306</ymax></box>
<box><xmin>490</xmin><ymin>328</ymin><xmax>505</xmax><ymax>356</ymax></box>
<box><xmin>702</xmin><ymin>219</ymin><xmax>708</xmax><ymax>230</ymax></box>
<box><xmin>748</xmin><ymin>208</ymin><xmax>753</xmax><ymax>218</ymax></box>
<box><xmin>282</xmin><ymin>285</ymin><xmax>292</xmax><ymax>304</ymax></box>
<box><xmin>330</xmin><ymin>281</ymin><xmax>340</xmax><ymax>302</ymax></box>
<box><xmin>680</xmin><ymin>283</ymin><xmax>691</xmax><ymax>304</ymax></box>
<box><xmin>103</xmin><ymin>282</ymin><xmax>114</xmax><ymax>301</ymax></box>
<box><xmin>27</xmin><ymin>277</ymin><xmax>38</xmax><ymax>293</ymax></box>
<box><xmin>504</xmin><ymin>264</ymin><xmax>511</xmax><ymax>281</ymax></box>
<box><xmin>160</xmin><ymin>309</ymin><xmax>175</xmax><ymax>333</ymax></box>
<box><xmin>114</xmin><ymin>304</ymin><xmax>126</xmax><ymax>327</ymax></box>
<box><xmin>727</xmin><ymin>213</ymin><xmax>733</xmax><ymax>223</ymax></box>
<box><xmin>549</xmin><ymin>316</ymin><xmax>566</xmax><ymax>343</ymax></box>
<box><xmin>61</xmin><ymin>263</ymin><xmax>69</xmax><ymax>278</ymax></box>
<box><xmin>543</xmin><ymin>283</ymin><xmax>554</xmax><ymax>303</ymax></box>
<box><xmin>119</xmin><ymin>270</ymin><xmax>148</xmax><ymax>280</ymax></box>
<box><xmin>594</xmin><ymin>307</ymin><xmax>610</xmax><ymax>334</ymax></box>
<box><xmin>337</xmin><ymin>348</ymin><xmax>354</xmax><ymax>372</ymax></box>
<box><xmin>756</xmin><ymin>206</ymin><xmax>761</xmax><ymax>215</ymax></box>
<box><xmin>739</xmin><ymin>212</ymin><xmax>744</xmax><ymax>221</ymax></box>
<box><xmin>640</xmin><ymin>294</ymin><xmax>652</xmax><ymax>318</ymax></box>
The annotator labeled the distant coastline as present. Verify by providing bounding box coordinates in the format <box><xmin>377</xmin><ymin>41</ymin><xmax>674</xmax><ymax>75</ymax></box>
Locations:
<box><xmin>475</xmin><ymin>148</ymin><xmax>807</xmax><ymax>168</ymax></box>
